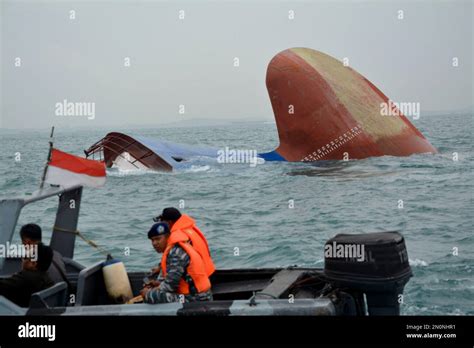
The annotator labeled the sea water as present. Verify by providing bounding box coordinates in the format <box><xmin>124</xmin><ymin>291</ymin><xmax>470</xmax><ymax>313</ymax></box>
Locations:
<box><xmin>0</xmin><ymin>113</ymin><xmax>472</xmax><ymax>315</ymax></box>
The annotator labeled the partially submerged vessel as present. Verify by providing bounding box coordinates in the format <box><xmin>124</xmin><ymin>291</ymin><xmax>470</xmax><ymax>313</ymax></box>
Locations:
<box><xmin>0</xmin><ymin>185</ymin><xmax>413</xmax><ymax>316</ymax></box>
<box><xmin>84</xmin><ymin>132</ymin><xmax>218</xmax><ymax>172</ymax></box>
<box><xmin>85</xmin><ymin>47</ymin><xmax>436</xmax><ymax>171</ymax></box>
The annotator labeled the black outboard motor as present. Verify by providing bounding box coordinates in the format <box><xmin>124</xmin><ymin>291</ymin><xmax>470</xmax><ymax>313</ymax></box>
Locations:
<box><xmin>324</xmin><ymin>231</ymin><xmax>412</xmax><ymax>315</ymax></box>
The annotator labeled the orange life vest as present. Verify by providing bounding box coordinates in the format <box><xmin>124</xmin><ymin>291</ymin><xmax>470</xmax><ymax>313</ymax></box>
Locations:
<box><xmin>170</xmin><ymin>214</ymin><xmax>216</xmax><ymax>277</ymax></box>
<box><xmin>161</xmin><ymin>230</ymin><xmax>211</xmax><ymax>295</ymax></box>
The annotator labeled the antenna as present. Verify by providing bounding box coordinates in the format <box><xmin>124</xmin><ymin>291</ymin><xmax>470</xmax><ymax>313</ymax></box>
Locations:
<box><xmin>39</xmin><ymin>126</ymin><xmax>55</xmax><ymax>190</ymax></box>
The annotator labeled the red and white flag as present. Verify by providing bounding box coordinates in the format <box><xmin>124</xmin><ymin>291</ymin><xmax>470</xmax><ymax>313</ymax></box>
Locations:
<box><xmin>45</xmin><ymin>148</ymin><xmax>106</xmax><ymax>188</ymax></box>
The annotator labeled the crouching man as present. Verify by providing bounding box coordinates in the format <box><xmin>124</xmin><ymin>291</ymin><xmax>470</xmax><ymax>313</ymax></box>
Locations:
<box><xmin>141</xmin><ymin>222</ymin><xmax>213</xmax><ymax>304</ymax></box>
<box><xmin>0</xmin><ymin>243</ymin><xmax>54</xmax><ymax>307</ymax></box>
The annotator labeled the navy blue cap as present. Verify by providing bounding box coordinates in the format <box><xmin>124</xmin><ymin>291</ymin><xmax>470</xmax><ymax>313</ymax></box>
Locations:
<box><xmin>153</xmin><ymin>207</ymin><xmax>181</xmax><ymax>222</ymax></box>
<box><xmin>148</xmin><ymin>222</ymin><xmax>170</xmax><ymax>239</ymax></box>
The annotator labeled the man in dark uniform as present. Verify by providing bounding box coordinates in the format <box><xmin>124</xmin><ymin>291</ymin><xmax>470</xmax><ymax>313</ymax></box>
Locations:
<box><xmin>20</xmin><ymin>223</ymin><xmax>68</xmax><ymax>285</ymax></box>
<box><xmin>0</xmin><ymin>243</ymin><xmax>54</xmax><ymax>307</ymax></box>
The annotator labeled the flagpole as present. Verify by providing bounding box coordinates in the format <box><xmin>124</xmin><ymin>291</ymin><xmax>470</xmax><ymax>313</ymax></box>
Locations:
<box><xmin>39</xmin><ymin>126</ymin><xmax>55</xmax><ymax>190</ymax></box>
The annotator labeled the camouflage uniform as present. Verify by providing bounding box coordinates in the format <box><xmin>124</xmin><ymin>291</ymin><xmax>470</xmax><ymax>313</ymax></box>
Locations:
<box><xmin>144</xmin><ymin>244</ymin><xmax>213</xmax><ymax>304</ymax></box>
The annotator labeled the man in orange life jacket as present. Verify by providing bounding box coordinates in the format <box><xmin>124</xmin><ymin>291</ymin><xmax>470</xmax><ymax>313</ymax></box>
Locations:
<box><xmin>154</xmin><ymin>207</ymin><xmax>216</xmax><ymax>277</ymax></box>
<box><xmin>141</xmin><ymin>221</ymin><xmax>213</xmax><ymax>303</ymax></box>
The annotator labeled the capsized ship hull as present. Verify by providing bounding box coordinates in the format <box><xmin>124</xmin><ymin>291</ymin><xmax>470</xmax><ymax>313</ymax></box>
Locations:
<box><xmin>85</xmin><ymin>48</ymin><xmax>437</xmax><ymax>171</ymax></box>
<box><xmin>260</xmin><ymin>47</ymin><xmax>437</xmax><ymax>162</ymax></box>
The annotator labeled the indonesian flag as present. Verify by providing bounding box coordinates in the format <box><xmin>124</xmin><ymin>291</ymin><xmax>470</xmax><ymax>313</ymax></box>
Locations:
<box><xmin>45</xmin><ymin>148</ymin><xmax>106</xmax><ymax>188</ymax></box>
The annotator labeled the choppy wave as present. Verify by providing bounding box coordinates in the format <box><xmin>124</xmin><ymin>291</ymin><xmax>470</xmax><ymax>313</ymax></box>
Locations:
<box><xmin>107</xmin><ymin>168</ymin><xmax>163</xmax><ymax>177</ymax></box>
<box><xmin>409</xmin><ymin>259</ymin><xmax>429</xmax><ymax>267</ymax></box>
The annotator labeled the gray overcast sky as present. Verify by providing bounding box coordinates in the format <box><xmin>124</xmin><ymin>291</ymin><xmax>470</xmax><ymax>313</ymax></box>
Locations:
<box><xmin>1</xmin><ymin>0</ymin><xmax>472</xmax><ymax>129</ymax></box>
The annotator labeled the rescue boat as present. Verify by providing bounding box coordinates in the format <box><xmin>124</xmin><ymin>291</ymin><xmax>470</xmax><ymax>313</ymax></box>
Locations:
<box><xmin>0</xmin><ymin>185</ymin><xmax>412</xmax><ymax>316</ymax></box>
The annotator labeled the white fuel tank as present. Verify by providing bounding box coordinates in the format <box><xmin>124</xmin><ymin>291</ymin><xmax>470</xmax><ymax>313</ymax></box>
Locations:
<box><xmin>102</xmin><ymin>257</ymin><xmax>133</xmax><ymax>303</ymax></box>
